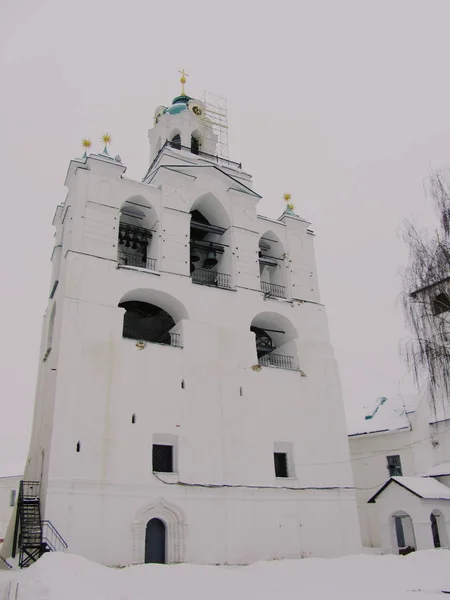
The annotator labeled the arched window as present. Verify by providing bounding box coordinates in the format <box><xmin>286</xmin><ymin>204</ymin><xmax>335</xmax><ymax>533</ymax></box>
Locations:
<box><xmin>250</xmin><ymin>313</ymin><xmax>299</xmax><ymax>371</ymax></box>
<box><xmin>189</xmin><ymin>195</ymin><xmax>231</xmax><ymax>289</ymax></box>
<box><xmin>433</xmin><ymin>292</ymin><xmax>450</xmax><ymax>316</ymax></box>
<box><xmin>191</xmin><ymin>134</ymin><xmax>200</xmax><ymax>155</ymax></box>
<box><xmin>118</xmin><ymin>196</ymin><xmax>158</xmax><ymax>271</ymax></box>
<box><xmin>119</xmin><ymin>301</ymin><xmax>179</xmax><ymax>346</ymax></box>
<box><xmin>170</xmin><ymin>133</ymin><xmax>181</xmax><ymax>150</ymax></box>
<box><xmin>391</xmin><ymin>511</ymin><xmax>416</xmax><ymax>555</ymax></box>
<box><xmin>431</xmin><ymin>510</ymin><xmax>448</xmax><ymax>548</ymax></box>
<box><xmin>259</xmin><ymin>231</ymin><xmax>287</xmax><ymax>299</ymax></box>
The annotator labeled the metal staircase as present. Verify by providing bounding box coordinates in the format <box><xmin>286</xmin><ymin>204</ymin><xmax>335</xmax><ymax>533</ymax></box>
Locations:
<box><xmin>12</xmin><ymin>481</ymin><xmax>67</xmax><ymax>568</ymax></box>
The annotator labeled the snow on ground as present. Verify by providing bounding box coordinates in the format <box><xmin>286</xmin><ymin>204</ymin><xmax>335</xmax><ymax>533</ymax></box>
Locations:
<box><xmin>1</xmin><ymin>550</ymin><xmax>450</xmax><ymax>600</ymax></box>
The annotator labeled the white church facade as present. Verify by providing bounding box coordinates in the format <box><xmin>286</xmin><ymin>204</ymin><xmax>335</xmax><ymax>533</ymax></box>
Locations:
<box><xmin>1</xmin><ymin>80</ymin><xmax>361</xmax><ymax>567</ymax></box>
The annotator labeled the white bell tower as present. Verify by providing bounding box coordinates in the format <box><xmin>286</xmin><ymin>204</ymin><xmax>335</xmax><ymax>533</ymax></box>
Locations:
<box><xmin>1</xmin><ymin>74</ymin><xmax>361</xmax><ymax>568</ymax></box>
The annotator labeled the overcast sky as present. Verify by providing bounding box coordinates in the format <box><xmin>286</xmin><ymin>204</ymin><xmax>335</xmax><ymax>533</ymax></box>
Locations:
<box><xmin>1</xmin><ymin>0</ymin><xmax>448</xmax><ymax>462</ymax></box>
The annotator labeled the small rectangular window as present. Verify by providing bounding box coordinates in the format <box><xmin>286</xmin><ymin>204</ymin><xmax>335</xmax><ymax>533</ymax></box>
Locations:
<box><xmin>387</xmin><ymin>454</ymin><xmax>402</xmax><ymax>477</ymax></box>
<box><xmin>153</xmin><ymin>444</ymin><xmax>173</xmax><ymax>473</ymax></box>
<box><xmin>9</xmin><ymin>490</ymin><xmax>16</xmax><ymax>507</ymax></box>
<box><xmin>274</xmin><ymin>452</ymin><xmax>289</xmax><ymax>478</ymax></box>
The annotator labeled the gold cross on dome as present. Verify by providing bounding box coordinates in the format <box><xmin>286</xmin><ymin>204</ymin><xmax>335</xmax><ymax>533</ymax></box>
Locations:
<box><xmin>178</xmin><ymin>68</ymin><xmax>189</xmax><ymax>95</ymax></box>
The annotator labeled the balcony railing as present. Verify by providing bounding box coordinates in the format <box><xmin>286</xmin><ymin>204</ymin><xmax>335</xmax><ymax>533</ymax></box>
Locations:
<box><xmin>192</xmin><ymin>268</ymin><xmax>231</xmax><ymax>289</ymax></box>
<box><xmin>261</xmin><ymin>281</ymin><xmax>286</xmax><ymax>299</ymax></box>
<box><xmin>118</xmin><ymin>251</ymin><xmax>156</xmax><ymax>272</ymax></box>
<box><xmin>144</xmin><ymin>140</ymin><xmax>243</xmax><ymax>180</ymax></box>
<box><xmin>123</xmin><ymin>326</ymin><xmax>181</xmax><ymax>348</ymax></box>
<box><xmin>258</xmin><ymin>353</ymin><xmax>296</xmax><ymax>370</ymax></box>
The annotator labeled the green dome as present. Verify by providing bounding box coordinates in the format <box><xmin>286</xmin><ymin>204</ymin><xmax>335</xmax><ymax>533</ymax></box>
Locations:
<box><xmin>164</xmin><ymin>103</ymin><xmax>187</xmax><ymax>115</ymax></box>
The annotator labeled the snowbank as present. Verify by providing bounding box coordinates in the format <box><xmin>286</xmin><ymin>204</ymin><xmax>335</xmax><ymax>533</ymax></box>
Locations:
<box><xmin>0</xmin><ymin>550</ymin><xmax>449</xmax><ymax>600</ymax></box>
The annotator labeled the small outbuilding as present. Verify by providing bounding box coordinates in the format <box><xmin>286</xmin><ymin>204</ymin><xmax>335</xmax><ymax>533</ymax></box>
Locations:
<box><xmin>368</xmin><ymin>476</ymin><xmax>450</xmax><ymax>554</ymax></box>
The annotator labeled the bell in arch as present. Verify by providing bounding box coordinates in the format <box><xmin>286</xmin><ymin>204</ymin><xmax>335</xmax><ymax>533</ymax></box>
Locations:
<box><xmin>203</xmin><ymin>251</ymin><xmax>218</xmax><ymax>269</ymax></box>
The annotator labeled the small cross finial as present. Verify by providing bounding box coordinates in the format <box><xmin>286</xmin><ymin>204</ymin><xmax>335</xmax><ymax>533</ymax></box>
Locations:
<box><xmin>178</xmin><ymin>68</ymin><xmax>189</xmax><ymax>96</ymax></box>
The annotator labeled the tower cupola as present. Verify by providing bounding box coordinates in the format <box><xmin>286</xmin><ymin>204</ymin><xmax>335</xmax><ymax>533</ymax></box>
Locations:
<box><xmin>148</xmin><ymin>70</ymin><xmax>217</xmax><ymax>164</ymax></box>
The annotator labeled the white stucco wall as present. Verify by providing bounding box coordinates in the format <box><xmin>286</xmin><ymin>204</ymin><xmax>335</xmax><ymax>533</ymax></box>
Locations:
<box><xmin>373</xmin><ymin>483</ymin><xmax>450</xmax><ymax>553</ymax></box>
<box><xmin>17</xmin><ymin>107</ymin><xmax>361</xmax><ymax>566</ymax></box>
<box><xmin>0</xmin><ymin>477</ymin><xmax>20</xmax><ymax>541</ymax></box>
<box><xmin>349</xmin><ymin>428</ymin><xmax>414</xmax><ymax>548</ymax></box>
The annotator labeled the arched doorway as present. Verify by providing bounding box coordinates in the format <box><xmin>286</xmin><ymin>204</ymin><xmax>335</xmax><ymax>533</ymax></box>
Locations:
<box><xmin>392</xmin><ymin>511</ymin><xmax>416</xmax><ymax>555</ymax></box>
<box><xmin>145</xmin><ymin>518</ymin><xmax>166</xmax><ymax>564</ymax></box>
<box><xmin>431</xmin><ymin>510</ymin><xmax>448</xmax><ymax>548</ymax></box>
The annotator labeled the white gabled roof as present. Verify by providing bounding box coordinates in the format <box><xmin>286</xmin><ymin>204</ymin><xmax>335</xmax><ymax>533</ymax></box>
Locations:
<box><xmin>369</xmin><ymin>476</ymin><xmax>450</xmax><ymax>503</ymax></box>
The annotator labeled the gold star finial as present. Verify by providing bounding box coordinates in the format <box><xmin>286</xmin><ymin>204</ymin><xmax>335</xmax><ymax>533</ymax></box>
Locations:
<box><xmin>81</xmin><ymin>137</ymin><xmax>92</xmax><ymax>158</ymax></box>
<box><xmin>101</xmin><ymin>132</ymin><xmax>112</xmax><ymax>146</ymax></box>
<box><xmin>178</xmin><ymin>68</ymin><xmax>189</xmax><ymax>96</ymax></box>
<box><xmin>101</xmin><ymin>132</ymin><xmax>112</xmax><ymax>155</ymax></box>
<box><xmin>283</xmin><ymin>192</ymin><xmax>295</xmax><ymax>211</ymax></box>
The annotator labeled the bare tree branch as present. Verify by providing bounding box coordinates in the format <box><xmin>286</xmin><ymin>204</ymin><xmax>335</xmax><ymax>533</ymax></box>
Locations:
<box><xmin>401</xmin><ymin>170</ymin><xmax>450</xmax><ymax>414</ymax></box>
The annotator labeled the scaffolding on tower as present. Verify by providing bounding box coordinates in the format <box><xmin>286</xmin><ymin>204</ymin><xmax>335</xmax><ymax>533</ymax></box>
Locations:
<box><xmin>201</xmin><ymin>90</ymin><xmax>229</xmax><ymax>160</ymax></box>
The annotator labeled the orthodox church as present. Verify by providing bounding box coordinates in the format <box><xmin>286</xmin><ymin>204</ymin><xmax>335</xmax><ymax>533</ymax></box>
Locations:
<box><xmin>1</xmin><ymin>74</ymin><xmax>361</xmax><ymax>567</ymax></box>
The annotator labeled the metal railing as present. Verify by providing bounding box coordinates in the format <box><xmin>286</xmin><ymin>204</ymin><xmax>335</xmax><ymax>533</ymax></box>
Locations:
<box><xmin>192</xmin><ymin>268</ymin><xmax>231</xmax><ymax>289</ymax></box>
<box><xmin>41</xmin><ymin>521</ymin><xmax>68</xmax><ymax>552</ymax></box>
<box><xmin>123</xmin><ymin>326</ymin><xmax>181</xmax><ymax>348</ymax></box>
<box><xmin>118</xmin><ymin>251</ymin><xmax>156</xmax><ymax>271</ymax></box>
<box><xmin>261</xmin><ymin>281</ymin><xmax>286</xmax><ymax>298</ymax></box>
<box><xmin>144</xmin><ymin>140</ymin><xmax>242</xmax><ymax>179</ymax></box>
<box><xmin>258</xmin><ymin>353</ymin><xmax>296</xmax><ymax>370</ymax></box>
<box><xmin>19</xmin><ymin>481</ymin><xmax>40</xmax><ymax>500</ymax></box>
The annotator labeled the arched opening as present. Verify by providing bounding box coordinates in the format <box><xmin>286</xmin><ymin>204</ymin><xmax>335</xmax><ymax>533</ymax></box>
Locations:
<box><xmin>433</xmin><ymin>292</ymin><xmax>450</xmax><ymax>316</ymax></box>
<box><xmin>431</xmin><ymin>510</ymin><xmax>448</xmax><ymax>548</ymax></box>
<box><xmin>170</xmin><ymin>133</ymin><xmax>181</xmax><ymax>150</ymax></box>
<box><xmin>191</xmin><ymin>133</ymin><xmax>201</xmax><ymax>155</ymax></box>
<box><xmin>391</xmin><ymin>511</ymin><xmax>416</xmax><ymax>555</ymax></box>
<box><xmin>118</xmin><ymin>196</ymin><xmax>158</xmax><ymax>271</ymax></box>
<box><xmin>259</xmin><ymin>231</ymin><xmax>287</xmax><ymax>298</ymax></box>
<box><xmin>118</xmin><ymin>289</ymin><xmax>187</xmax><ymax>348</ymax></box>
<box><xmin>189</xmin><ymin>194</ymin><xmax>231</xmax><ymax>289</ymax></box>
<box><xmin>250</xmin><ymin>312</ymin><xmax>299</xmax><ymax>370</ymax></box>
<box><xmin>145</xmin><ymin>518</ymin><xmax>166</xmax><ymax>564</ymax></box>
<box><xmin>119</xmin><ymin>301</ymin><xmax>178</xmax><ymax>346</ymax></box>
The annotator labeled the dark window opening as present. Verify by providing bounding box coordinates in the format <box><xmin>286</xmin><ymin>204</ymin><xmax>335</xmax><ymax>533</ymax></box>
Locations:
<box><xmin>119</xmin><ymin>301</ymin><xmax>176</xmax><ymax>346</ymax></box>
<box><xmin>132</xmin><ymin>413</ymin><xmax>136</xmax><ymax>424</ymax></box>
<box><xmin>395</xmin><ymin>516</ymin><xmax>405</xmax><ymax>548</ymax></box>
<box><xmin>387</xmin><ymin>455</ymin><xmax>402</xmax><ymax>477</ymax></box>
<box><xmin>76</xmin><ymin>441</ymin><xmax>81</xmax><ymax>453</ymax></box>
<box><xmin>274</xmin><ymin>452</ymin><xmax>288</xmax><ymax>478</ymax></box>
<box><xmin>240</xmin><ymin>386</ymin><xmax>243</xmax><ymax>396</ymax></box>
<box><xmin>433</xmin><ymin>292</ymin><xmax>450</xmax><ymax>316</ymax></box>
<box><xmin>251</xmin><ymin>325</ymin><xmax>274</xmax><ymax>360</ymax></box>
<box><xmin>191</xmin><ymin>135</ymin><xmax>200</xmax><ymax>155</ymax></box>
<box><xmin>431</xmin><ymin>513</ymin><xmax>441</xmax><ymax>548</ymax></box>
<box><xmin>170</xmin><ymin>134</ymin><xmax>181</xmax><ymax>150</ymax></box>
<box><xmin>9</xmin><ymin>490</ymin><xmax>16</xmax><ymax>507</ymax></box>
<box><xmin>189</xmin><ymin>209</ymin><xmax>229</xmax><ymax>288</ymax></box>
<box><xmin>118</xmin><ymin>222</ymin><xmax>153</xmax><ymax>270</ymax></box>
<box><xmin>181</xmin><ymin>379</ymin><xmax>185</xmax><ymax>389</ymax></box>
<box><xmin>153</xmin><ymin>444</ymin><xmax>173</xmax><ymax>473</ymax></box>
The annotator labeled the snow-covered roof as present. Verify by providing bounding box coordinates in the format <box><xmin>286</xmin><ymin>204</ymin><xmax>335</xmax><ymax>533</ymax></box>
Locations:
<box><xmin>428</xmin><ymin>400</ymin><xmax>450</xmax><ymax>424</ymax></box>
<box><xmin>368</xmin><ymin>476</ymin><xmax>450</xmax><ymax>503</ymax></box>
<box><xmin>347</xmin><ymin>395</ymin><xmax>418</xmax><ymax>437</ymax></box>
<box><xmin>421</xmin><ymin>462</ymin><xmax>450</xmax><ymax>477</ymax></box>
<box><xmin>0</xmin><ymin>459</ymin><xmax>25</xmax><ymax>479</ymax></box>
